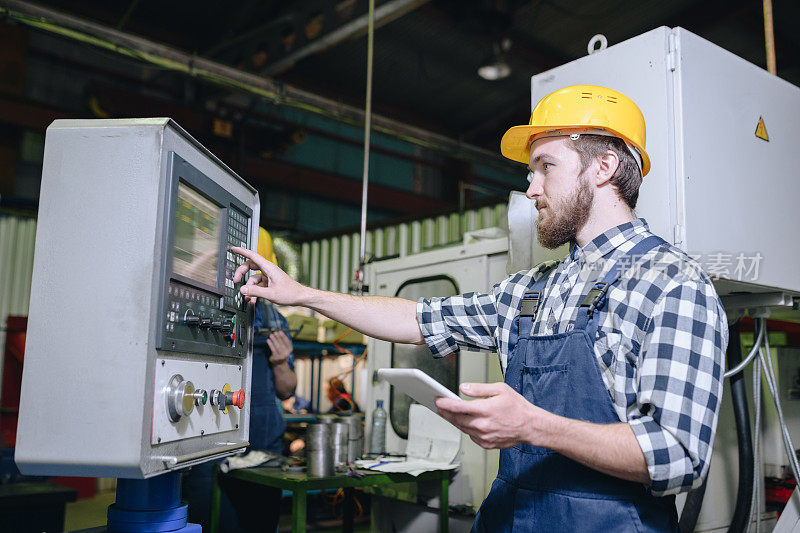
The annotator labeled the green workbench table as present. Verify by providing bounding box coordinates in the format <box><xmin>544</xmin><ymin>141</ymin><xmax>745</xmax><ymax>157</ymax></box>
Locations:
<box><xmin>211</xmin><ymin>466</ymin><xmax>451</xmax><ymax>533</ymax></box>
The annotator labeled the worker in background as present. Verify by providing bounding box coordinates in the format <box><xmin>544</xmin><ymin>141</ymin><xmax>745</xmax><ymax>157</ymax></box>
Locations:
<box><xmin>185</xmin><ymin>228</ymin><xmax>297</xmax><ymax>533</ymax></box>
<box><xmin>231</xmin><ymin>86</ymin><xmax>728</xmax><ymax>532</ymax></box>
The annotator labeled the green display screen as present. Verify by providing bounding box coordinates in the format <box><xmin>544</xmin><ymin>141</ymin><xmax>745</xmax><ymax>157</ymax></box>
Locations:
<box><xmin>173</xmin><ymin>182</ymin><xmax>221</xmax><ymax>287</ymax></box>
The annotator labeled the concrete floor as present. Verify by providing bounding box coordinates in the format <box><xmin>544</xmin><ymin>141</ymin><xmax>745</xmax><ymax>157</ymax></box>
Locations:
<box><xmin>64</xmin><ymin>490</ymin><xmax>116</xmax><ymax>531</ymax></box>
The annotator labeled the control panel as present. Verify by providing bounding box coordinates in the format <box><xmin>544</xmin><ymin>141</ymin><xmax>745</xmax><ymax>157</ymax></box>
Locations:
<box><xmin>15</xmin><ymin>118</ymin><xmax>259</xmax><ymax>479</ymax></box>
<box><xmin>156</xmin><ymin>152</ymin><xmax>253</xmax><ymax>358</ymax></box>
<box><xmin>153</xmin><ymin>358</ymin><xmax>247</xmax><ymax>445</ymax></box>
<box><xmin>225</xmin><ymin>208</ymin><xmax>249</xmax><ymax>309</ymax></box>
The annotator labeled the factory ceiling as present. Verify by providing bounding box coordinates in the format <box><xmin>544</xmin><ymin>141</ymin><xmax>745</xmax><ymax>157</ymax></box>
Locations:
<box><xmin>8</xmin><ymin>0</ymin><xmax>799</xmax><ymax>152</ymax></box>
<box><xmin>1</xmin><ymin>0</ymin><xmax>798</xmax><ymax>237</ymax></box>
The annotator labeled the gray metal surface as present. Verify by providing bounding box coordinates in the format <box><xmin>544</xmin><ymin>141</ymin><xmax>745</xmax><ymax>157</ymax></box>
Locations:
<box><xmin>330</xmin><ymin>422</ymin><xmax>349</xmax><ymax>469</ymax></box>
<box><xmin>306</xmin><ymin>423</ymin><xmax>334</xmax><ymax>477</ymax></box>
<box><xmin>14</xmin><ymin>118</ymin><xmax>259</xmax><ymax>478</ymax></box>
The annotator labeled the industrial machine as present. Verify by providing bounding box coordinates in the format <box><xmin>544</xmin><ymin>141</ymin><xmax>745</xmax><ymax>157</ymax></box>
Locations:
<box><xmin>14</xmin><ymin>118</ymin><xmax>259</xmax><ymax>531</ymax></box>
<box><xmin>367</xmin><ymin>234</ymin><xmax>509</xmax><ymax>527</ymax></box>
<box><xmin>366</xmin><ymin>26</ymin><xmax>800</xmax><ymax>533</ymax></box>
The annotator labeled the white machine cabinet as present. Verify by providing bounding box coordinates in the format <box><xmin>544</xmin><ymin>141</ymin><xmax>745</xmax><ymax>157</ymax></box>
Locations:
<box><xmin>367</xmin><ymin>237</ymin><xmax>508</xmax><ymax>528</ymax></box>
<box><xmin>15</xmin><ymin>119</ymin><xmax>259</xmax><ymax>479</ymax></box>
<box><xmin>531</xmin><ymin>26</ymin><xmax>800</xmax><ymax>297</ymax></box>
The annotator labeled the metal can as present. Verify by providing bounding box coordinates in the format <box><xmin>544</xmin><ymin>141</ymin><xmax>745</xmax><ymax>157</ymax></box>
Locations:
<box><xmin>330</xmin><ymin>422</ymin><xmax>350</xmax><ymax>470</ymax></box>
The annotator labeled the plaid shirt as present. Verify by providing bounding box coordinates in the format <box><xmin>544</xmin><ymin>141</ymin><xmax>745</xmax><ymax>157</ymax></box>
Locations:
<box><xmin>416</xmin><ymin>219</ymin><xmax>728</xmax><ymax>496</ymax></box>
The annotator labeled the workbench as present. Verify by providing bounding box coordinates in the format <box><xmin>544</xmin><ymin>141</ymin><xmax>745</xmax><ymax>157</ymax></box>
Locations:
<box><xmin>210</xmin><ymin>466</ymin><xmax>451</xmax><ymax>533</ymax></box>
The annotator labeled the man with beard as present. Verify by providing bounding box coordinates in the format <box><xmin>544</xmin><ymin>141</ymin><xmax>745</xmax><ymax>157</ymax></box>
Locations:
<box><xmin>229</xmin><ymin>86</ymin><xmax>728</xmax><ymax>532</ymax></box>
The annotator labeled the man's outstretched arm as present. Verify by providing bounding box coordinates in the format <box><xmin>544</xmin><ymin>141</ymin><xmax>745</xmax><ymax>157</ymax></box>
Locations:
<box><xmin>231</xmin><ymin>246</ymin><xmax>425</xmax><ymax>345</ymax></box>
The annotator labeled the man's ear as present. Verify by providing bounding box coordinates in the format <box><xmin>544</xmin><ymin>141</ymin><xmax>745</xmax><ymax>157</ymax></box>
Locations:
<box><xmin>595</xmin><ymin>150</ymin><xmax>619</xmax><ymax>186</ymax></box>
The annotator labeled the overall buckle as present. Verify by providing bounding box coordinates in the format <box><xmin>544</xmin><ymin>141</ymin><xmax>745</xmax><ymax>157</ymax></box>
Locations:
<box><xmin>580</xmin><ymin>282</ymin><xmax>609</xmax><ymax>316</ymax></box>
<box><xmin>520</xmin><ymin>290</ymin><xmax>541</xmax><ymax>318</ymax></box>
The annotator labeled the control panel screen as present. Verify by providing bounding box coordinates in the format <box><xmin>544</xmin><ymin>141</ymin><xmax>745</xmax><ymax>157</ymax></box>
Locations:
<box><xmin>173</xmin><ymin>182</ymin><xmax>221</xmax><ymax>287</ymax></box>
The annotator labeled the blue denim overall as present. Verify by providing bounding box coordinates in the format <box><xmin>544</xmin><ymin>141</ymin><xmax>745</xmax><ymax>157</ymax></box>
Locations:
<box><xmin>473</xmin><ymin>236</ymin><xmax>679</xmax><ymax>532</ymax></box>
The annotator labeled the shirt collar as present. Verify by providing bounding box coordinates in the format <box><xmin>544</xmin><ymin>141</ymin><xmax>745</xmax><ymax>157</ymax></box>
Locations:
<box><xmin>569</xmin><ymin>218</ymin><xmax>650</xmax><ymax>264</ymax></box>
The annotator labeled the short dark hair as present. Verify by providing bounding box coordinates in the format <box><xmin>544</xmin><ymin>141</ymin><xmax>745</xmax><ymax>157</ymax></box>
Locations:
<box><xmin>569</xmin><ymin>135</ymin><xmax>642</xmax><ymax>209</ymax></box>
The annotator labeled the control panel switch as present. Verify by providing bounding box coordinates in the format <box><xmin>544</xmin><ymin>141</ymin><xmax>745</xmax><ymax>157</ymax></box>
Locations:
<box><xmin>166</xmin><ymin>374</ymin><xmax>195</xmax><ymax>422</ymax></box>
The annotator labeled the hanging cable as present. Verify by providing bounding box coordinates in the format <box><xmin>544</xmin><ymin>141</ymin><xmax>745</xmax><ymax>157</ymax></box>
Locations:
<box><xmin>724</xmin><ymin>322</ymin><xmax>766</xmax><ymax>378</ymax></box>
<box><xmin>748</xmin><ymin>320</ymin><xmax>763</xmax><ymax>533</ymax></box>
<box><xmin>727</xmin><ymin>319</ymin><xmax>755</xmax><ymax>533</ymax></box>
<box><xmin>760</xmin><ymin>325</ymin><xmax>800</xmax><ymax>485</ymax></box>
<box><xmin>355</xmin><ymin>0</ymin><xmax>376</xmax><ymax>295</ymax></box>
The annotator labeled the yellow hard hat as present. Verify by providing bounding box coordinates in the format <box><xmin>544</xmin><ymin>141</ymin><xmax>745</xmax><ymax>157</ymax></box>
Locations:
<box><xmin>500</xmin><ymin>85</ymin><xmax>650</xmax><ymax>176</ymax></box>
<box><xmin>258</xmin><ymin>227</ymin><xmax>278</xmax><ymax>266</ymax></box>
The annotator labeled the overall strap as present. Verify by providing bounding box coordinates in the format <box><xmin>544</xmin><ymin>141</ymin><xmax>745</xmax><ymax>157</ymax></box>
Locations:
<box><xmin>573</xmin><ymin>235</ymin><xmax>668</xmax><ymax>332</ymax></box>
<box><xmin>510</xmin><ymin>264</ymin><xmax>557</xmax><ymax>348</ymax></box>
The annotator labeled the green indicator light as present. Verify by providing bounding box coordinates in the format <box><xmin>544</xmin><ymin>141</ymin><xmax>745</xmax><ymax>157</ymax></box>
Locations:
<box><xmin>202</xmin><ymin>391</ymin><xmax>208</xmax><ymax>405</ymax></box>
<box><xmin>231</xmin><ymin>316</ymin><xmax>236</xmax><ymax>324</ymax></box>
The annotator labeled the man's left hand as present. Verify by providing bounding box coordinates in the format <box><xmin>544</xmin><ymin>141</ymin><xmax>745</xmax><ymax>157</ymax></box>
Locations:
<box><xmin>435</xmin><ymin>382</ymin><xmax>552</xmax><ymax>450</ymax></box>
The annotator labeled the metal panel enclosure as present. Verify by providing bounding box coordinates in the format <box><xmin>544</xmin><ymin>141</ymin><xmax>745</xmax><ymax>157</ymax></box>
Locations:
<box><xmin>528</xmin><ymin>26</ymin><xmax>800</xmax><ymax>296</ymax></box>
<box><xmin>675</xmin><ymin>28</ymin><xmax>800</xmax><ymax>295</ymax></box>
<box><xmin>15</xmin><ymin>118</ymin><xmax>260</xmax><ymax>478</ymax></box>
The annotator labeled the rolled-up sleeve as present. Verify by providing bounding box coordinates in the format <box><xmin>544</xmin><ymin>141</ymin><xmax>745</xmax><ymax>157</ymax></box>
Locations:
<box><xmin>416</xmin><ymin>290</ymin><xmax>499</xmax><ymax>358</ymax></box>
<box><xmin>628</xmin><ymin>280</ymin><xmax>727</xmax><ymax>496</ymax></box>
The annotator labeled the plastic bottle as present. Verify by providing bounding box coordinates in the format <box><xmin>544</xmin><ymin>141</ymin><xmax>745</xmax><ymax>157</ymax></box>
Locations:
<box><xmin>369</xmin><ymin>400</ymin><xmax>387</xmax><ymax>457</ymax></box>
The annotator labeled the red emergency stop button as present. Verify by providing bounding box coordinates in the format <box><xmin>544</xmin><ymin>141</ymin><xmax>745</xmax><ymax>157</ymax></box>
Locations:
<box><xmin>232</xmin><ymin>389</ymin><xmax>245</xmax><ymax>409</ymax></box>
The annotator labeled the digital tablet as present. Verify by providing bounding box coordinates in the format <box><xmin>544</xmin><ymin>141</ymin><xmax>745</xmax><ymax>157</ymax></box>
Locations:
<box><xmin>376</xmin><ymin>368</ymin><xmax>461</xmax><ymax>413</ymax></box>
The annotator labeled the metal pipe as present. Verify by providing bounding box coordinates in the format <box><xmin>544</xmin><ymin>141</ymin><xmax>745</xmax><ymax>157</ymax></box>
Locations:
<box><xmin>264</xmin><ymin>0</ymin><xmax>430</xmax><ymax>76</ymax></box>
<box><xmin>0</xmin><ymin>0</ymin><xmax>506</xmax><ymax>168</ymax></box>
<box><xmin>763</xmin><ymin>0</ymin><xmax>777</xmax><ymax>75</ymax></box>
<box><xmin>357</xmin><ymin>0</ymin><xmax>375</xmax><ymax>294</ymax></box>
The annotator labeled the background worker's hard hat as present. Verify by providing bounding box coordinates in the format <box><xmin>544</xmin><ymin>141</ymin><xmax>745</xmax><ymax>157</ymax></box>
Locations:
<box><xmin>258</xmin><ymin>227</ymin><xmax>278</xmax><ymax>266</ymax></box>
<box><xmin>500</xmin><ymin>85</ymin><xmax>650</xmax><ymax>176</ymax></box>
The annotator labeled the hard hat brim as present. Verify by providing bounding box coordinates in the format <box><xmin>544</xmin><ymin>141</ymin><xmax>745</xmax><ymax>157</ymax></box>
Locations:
<box><xmin>500</xmin><ymin>124</ymin><xmax>651</xmax><ymax>176</ymax></box>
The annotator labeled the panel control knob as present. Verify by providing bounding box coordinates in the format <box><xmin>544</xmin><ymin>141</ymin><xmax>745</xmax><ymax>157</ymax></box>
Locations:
<box><xmin>193</xmin><ymin>389</ymin><xmax>208</xmax><ymax>406</ymax></box>
<box><xmin>185</xmin><ymin>315</ymin><xmax>200</xmax><ymax>327</ymax></box>
<box><xmin>199</xmin><ymin>317</ymin><xmax>212</xmax><ymax>329</ymax></box>
<box><xmin>211</xmin><ymin>320</ymin><xmax>222</xmax><ymax>331</ymax></box>
<box><xmin>230</xmin><ymin>389</ymin><xmax>245</xmax><ymax>409</ymax></box>
<box><xmin>221</xmin><ymin>319</ymin><xmax>233</xmax><ymax>333</ymax></box>
<box><xmin>166</xmin><ymin>374</ymin><xmax>195</xmax><ymax>422</ymax></box>
<box><xmin>210</xmin><ymin>387</ymin><xmax>245</xmax><ymax>411</ymax></box>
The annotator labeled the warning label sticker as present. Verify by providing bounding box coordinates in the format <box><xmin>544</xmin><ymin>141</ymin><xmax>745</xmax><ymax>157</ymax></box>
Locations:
<box><xmin>755</xmin><ymin>117</ymin><xmax>769</xmax><ymax>142</ymax></box>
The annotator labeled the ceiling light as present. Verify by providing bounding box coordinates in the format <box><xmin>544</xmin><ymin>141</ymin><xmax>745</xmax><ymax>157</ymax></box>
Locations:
<box><xmin>478</xmin><ymin>60</ymin><xmax>511</xmax><ymax>80</ymax></box>
<box><xmin>478</xmin><ymin>38</ymin><xmax>512</xmax><ymax>81</ymax></box>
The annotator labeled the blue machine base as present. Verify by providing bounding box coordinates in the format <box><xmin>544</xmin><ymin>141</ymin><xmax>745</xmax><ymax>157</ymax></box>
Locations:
<box><xmin>72</xmin><ymin>525</ymin><xmax>200</xmax><ymax>533</ymax></box>
<box><xmin>102</xmin><ymin>472</ymin><xmax>202</xmax><ymax>533</ymax></box>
